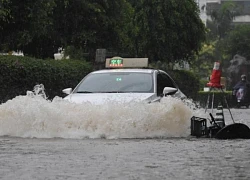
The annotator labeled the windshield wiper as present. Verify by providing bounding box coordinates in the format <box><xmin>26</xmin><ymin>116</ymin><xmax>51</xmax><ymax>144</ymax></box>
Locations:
<box><xmin>77</xmin><ymin>91</ymin><xmax>128</xmax><ymax>93</ymax></box>
<box><xmin>76</xmin><ymin>91</ymin><xmax>93</xmax><ymax>93</ymax></box>
<box><xmin>105</xmin><ymin>91</ymin><xmax>127</xmax><ymax>93</ymax></box>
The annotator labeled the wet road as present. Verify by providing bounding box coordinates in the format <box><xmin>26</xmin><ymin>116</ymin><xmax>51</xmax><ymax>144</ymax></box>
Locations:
<box><xmin>1</xmin><ymin>108</ymin><xmax>250</xmax><ymax>180</ymax></box>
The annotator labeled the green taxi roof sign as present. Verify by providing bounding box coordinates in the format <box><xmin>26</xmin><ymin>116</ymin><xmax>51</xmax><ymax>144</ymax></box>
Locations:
<box><xmin>105</xmin><ymin>57</ymin><xmax>148</xmax><ymax>68</ymax></box>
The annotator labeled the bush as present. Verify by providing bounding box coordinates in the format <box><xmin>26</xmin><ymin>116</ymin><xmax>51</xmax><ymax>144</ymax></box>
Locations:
<box><xmin>199</xmin><ymin>78</ymin><xmax>209</xmax><ymax>90</ymax></box>
<box><xmin>0</xmin><ymin>56</ymin><xmax>209</xmax><ymax>105</ymax></box>
<box><xmin>0</xmin><ymin>55</ymin><xmax>92</xmax><ymax>103</ymax></box>
<box><xmin>64</xmin><ymin>45</ymin><xmax>87</xmax><ymax>61</ymax></box>
<box><xmin>196</xmin><ymin>90</ymin><xmax>234</xmax><ymax>108</ymax></box>
<box><xmin>167</xmin><ymin>70</ymin><xmax>200</xmax><ymax>100</ymax></box>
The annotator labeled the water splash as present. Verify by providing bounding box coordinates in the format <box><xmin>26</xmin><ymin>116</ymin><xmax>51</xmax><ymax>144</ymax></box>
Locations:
<box><xmin>0</xmin><ymin>86</ymin><xmax>206</xmax><ymax>139</ymax></box>
<box><xmin>26</xmin><ymin>84</ymin><xmax>47</xmax><ymax>99</ymax></box>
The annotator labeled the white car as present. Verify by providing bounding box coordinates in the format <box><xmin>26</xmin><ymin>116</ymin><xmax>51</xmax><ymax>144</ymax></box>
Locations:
<box><xmin>62</xmin><ymin>57</ymin><xmax>186</xmax><ymax>104</ymax></box>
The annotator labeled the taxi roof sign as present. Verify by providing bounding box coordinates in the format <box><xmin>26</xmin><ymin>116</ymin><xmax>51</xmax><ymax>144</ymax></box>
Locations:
<box><xmin>105</xmin><ymin>57</ymin><xmax>148</xmax><ymax>68</ymax></box>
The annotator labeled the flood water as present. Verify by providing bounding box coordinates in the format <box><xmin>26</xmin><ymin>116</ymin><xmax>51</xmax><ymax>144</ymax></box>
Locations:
<box><xmin>0</xmin><ymin>93</ymin><xmax>250</xmax><ymax>180</ymax></box>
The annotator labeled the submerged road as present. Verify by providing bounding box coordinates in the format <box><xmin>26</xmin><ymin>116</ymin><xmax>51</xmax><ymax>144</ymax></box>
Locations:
<box><xmin>0</xmin><ymin>108</ymin><xmax>250</xmax><ymax>180</ymax></box>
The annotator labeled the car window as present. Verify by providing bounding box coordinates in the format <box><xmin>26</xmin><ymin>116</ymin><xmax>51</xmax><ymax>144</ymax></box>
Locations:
<box><xmin>74</xmin><ymin>72</ymin><xmax>154</xmax><ymax>93</ymax></box>
<box><xmin>157</xmin><ymin>72</ymin><xmax>176</xmax><ymax>96</ymax></box>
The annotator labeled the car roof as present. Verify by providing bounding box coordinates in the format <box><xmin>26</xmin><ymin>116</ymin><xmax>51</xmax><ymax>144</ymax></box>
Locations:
<box><xmin>90</xmin><ymin>68</ymin><xmax>156</xmax><ymax>74</ymax></box>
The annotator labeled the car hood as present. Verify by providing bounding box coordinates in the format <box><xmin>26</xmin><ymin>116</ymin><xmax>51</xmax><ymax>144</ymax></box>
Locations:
<box><xmin>64</xmin><ymin>93</ymin><xmax>156</xmax><ymax>105</ymax></box>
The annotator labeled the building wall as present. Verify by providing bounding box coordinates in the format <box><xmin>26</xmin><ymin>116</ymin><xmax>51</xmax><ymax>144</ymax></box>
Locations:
<box><xmin>197</xmin><ymin>0</ymin><xmax>208</xmax><ymax>24</ymax></box>
<box><xmin>196</xmin><ymin>0</ymin><xmax>250</xmax><ymax>25</ymax></box>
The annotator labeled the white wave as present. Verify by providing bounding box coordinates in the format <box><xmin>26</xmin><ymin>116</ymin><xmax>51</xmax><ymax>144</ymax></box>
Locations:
<box><xmin>0</xmin><ymin>93</ymin><xmax>206</xmax><ymax>139</ymax></box>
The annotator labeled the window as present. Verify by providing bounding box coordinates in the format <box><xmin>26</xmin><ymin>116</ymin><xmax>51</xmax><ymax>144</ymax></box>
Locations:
<box><xmin>75</xmin><ymin>72</ymin><xmax>154</xmax><ymax>93</ymax></box>
<box><xmin>156</xmin><ymin>72</ymin><xmax>176</xmax><ymax>96</ymax></box>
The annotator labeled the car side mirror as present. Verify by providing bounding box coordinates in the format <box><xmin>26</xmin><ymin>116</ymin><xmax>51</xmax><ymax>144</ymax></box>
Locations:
<box><xmin>62</xmin><ymin>88</ymin><xmax>72</xmax><ymax>95</ymax></box>
<box><xmin>163</xmin><ymin>87</ymin><xmax>178</xmax><ymax>96</ymax></box>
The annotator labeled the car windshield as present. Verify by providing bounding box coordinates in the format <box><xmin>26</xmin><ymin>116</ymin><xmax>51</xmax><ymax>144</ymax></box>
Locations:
<box><xmin>74</xmin><ymin>72</ymin><xmax>154</xmax><ymax>93</ymax></box>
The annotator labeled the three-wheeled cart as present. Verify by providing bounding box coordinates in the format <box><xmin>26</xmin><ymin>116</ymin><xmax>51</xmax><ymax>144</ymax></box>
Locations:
<box><xmin>191</xmin><ymin>87</ymin><xmax>250</xmax><ymax>139</ymax></box>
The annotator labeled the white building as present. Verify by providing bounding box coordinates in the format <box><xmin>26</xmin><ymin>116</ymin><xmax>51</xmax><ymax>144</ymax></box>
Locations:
<box><xmin>196</xmin><ymin>0</ymin><xmax>208</xmax><ymax>25</ymax></box>
<box><xmin>196</xmin><ymin>0</ymin><xmax>250</xmax><ymax>25</ymax></box>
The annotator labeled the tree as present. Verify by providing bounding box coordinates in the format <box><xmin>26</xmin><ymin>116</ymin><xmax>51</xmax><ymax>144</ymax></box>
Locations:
<box><xmin>221</xmin><ymin>24</ymin><xmax>250</xmax><ymax>60</ymax></box>
<box><xmin>0</xmin><ymin>0</ymin><xmax>11</xmax><ymax>25</ymax></box>
<box><xmin>193</xmin><ymin>1</ymin><xmax>243</xmax><ymax>78</ymax></box>
<box><xmin>0</xmin><ymin>0</ymin><xmax>134</xmax><ymax>59</ymax></box>
<box><xmin>0</xmin><ymin>0</ymin><xmax>57</xmax><ymax>58</ymax></box>
<box><xmin>128</xmin><ymin>0</ymin><xmax>206</xmax><ymax>65</ymax></box>
<box><xmin>206</xmin><ymin>1</ymin><xmax>241</xmax><ymax>39</ymax></box>
<box><xmin>1</xmin><ymin>0</ymin><xmax>206</xmax><ymax>62</ymax></box>
<box><xmin>52</xmin><ymin>0</ymin><xmax>134</xmax><ymax>61</ymax></box>
<box><xmin>0</xmin><ymin>0</ymin><xmax>12</xmax><ymax>49</ymax></box>
<box><xmin>191</xmin><ymin>42</ymin><xmax>217</xmax><ymax>77</ymax></box>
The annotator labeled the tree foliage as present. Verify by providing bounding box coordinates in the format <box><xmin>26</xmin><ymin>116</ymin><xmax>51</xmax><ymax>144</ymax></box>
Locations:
<box><xmin>129</xmin><ymin>0</ymin><xmax>206</xmax><ymax>64</ymax></box>
<box><xmin>0</xmin><ymin>0</ymin><xmax>206</xmax><ymax>64</ymax></box>
<box><xmin>191</xmin><ymin>42</ymin><xmax>216</xmax><ymax>77</ymax></box>
<box><xmin>206</xmin><ymin>1</ymin><xmax>241</xmax><ymax>39</ymax></box>
<box><xmin>220</xmin><ymin>24</ymin><xmax>250</xmax><ymax>60</ymax></box>
<box><xmin>0</xmin><ymin>0</ymin><xmax>56</xmax><ymax>58</ymax></box>
<box><xmin>0</xmin><ymin>0</ymin><xmax>11</xmax><ymax>25</ymax></box>
<box><xmin>192</xmin><ymin>1</ymin><xmax>243</xmax><ymax>78</ymax></box>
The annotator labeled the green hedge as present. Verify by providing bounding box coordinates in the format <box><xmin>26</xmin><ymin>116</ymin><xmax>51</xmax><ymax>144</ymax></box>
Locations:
<box><xmin>0</xmin><ymin>56</ymin><xmax>205</xmax><ymax>104</ymax></box>
<box><xmin>0</xmin><ymin>55</ymin><xmax>92</xmax><ymax>103</ymax></box>
<box><xmin>196</xmin><ymin>91</ymin><xmax>235</xmax><ymax>108</ymax></box>
<box><xmin>167</xmin><ymin>70</ymin><xmax>200</xmax><ymax>100</ymax></box>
